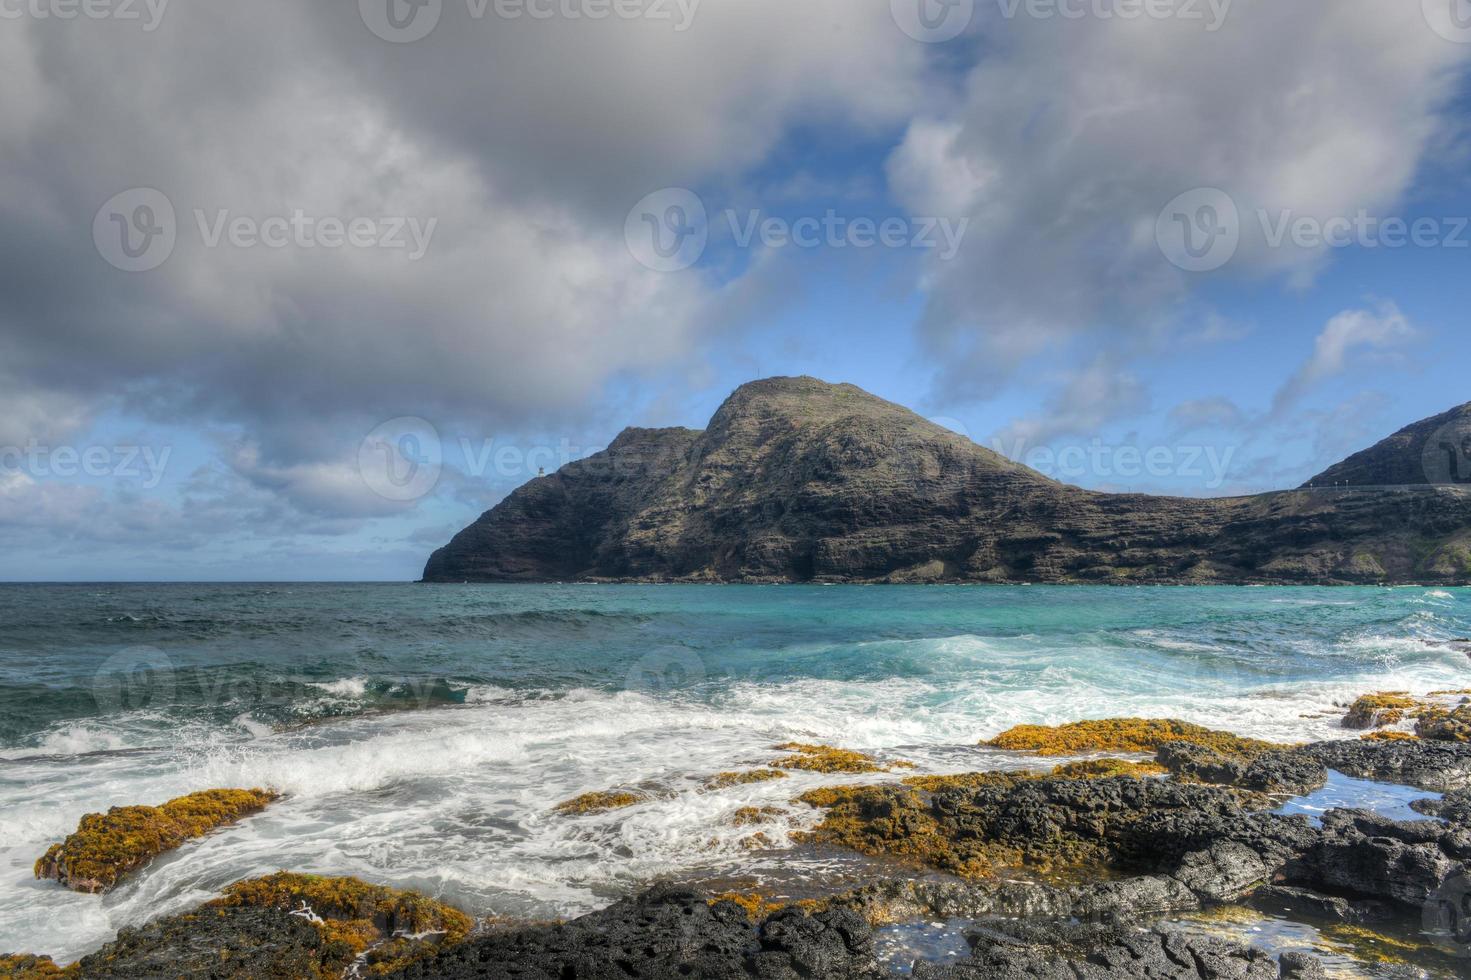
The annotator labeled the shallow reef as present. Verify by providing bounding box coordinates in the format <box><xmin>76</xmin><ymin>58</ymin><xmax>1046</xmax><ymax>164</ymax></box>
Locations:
<box><xmin>33</xmin><ymin>788</ymin><xmax>278</xmax><ymax>894</ymax></box>
<box><xmin>705</xmin><ymin>768</ymin><xmax>790</xmax><ymax>790</ymax></box>
<box><xmin>11</xmin><ymin>703</ymin><xmax>1471</xmax><ymax>978</ymax></box>
<box><xmin>207</xmin><ymin>872</ymin><xmax>472</xmax><ymax>976</ymax></box>
<box><xmin>551</xmin><ymin>790</ymin><xmax>647</xmax><ymax>815</ymax></box>
<box><xmin>983</xmin><ymin>717</ymin><xmax>1283</xmax><ymax>757</ymax></box>
<box><xmin>772</xmin><ymin>743</ymin><xmax>911</xmax><ymax>774</ymax></box>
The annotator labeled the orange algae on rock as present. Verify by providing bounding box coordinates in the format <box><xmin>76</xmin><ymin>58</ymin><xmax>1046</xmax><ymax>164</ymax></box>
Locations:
<box><xmin>1049</xmin><ymin>759</ymin><xmax>1167</xmax><ymax>779</ymax></box>
<box><xmin>772</xmin><ymin>743</ymin><xmax>905</xmax><ymax>774</ymax></box>
<box><xmin>706</xmin><ymin>892</ymin><xmax>824</xmax><ymax>921</ymax></box>
<box><xmin>1415</xmin><ymin>703</ymin><xmax>1471</xmax><ymax>742</ymax></box>
<box><xmin>793</xmin><ymin>785</ymin><xmax>1001</xmax><ymax>878</ymax></box>
<box><xmin>704</xmin><ymin>769</ymin><xmax>789</xmax><ymax>790</ymax></box>
<box><xmin>1361</xmin><ymin>731</ymin><xmax>1419</xmax><ymax>742</ymax></box>
<box><xmin>209</xmin><ymin>872</ymin><xmax>473</xmax><ymax>976</ymax></box>
<box><xmin>0</xmin><ymin>955</ymin><xmax>71</xmax><ymax>979</ymax></box>
<box><xmin>33</xmin><ymin>788</ymin><xmax>278</xmax><ymax>894</ymax></box>
<box><xmin>983</xmin><ymin>719</ymin><xmax>1280</xmax><ymax>758</ymax></box>
<box><xmin>552</xmin><ymin>790</ymin><xmax>647</xmax><ymax>815</ymax></box>
<box><xmin>1342</xmin><ymin>693</ymin><xmax>1419</xmax><ymax>729</ymax></box>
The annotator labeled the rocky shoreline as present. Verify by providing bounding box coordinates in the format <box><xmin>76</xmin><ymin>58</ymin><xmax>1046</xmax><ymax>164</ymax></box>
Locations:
<box><xmin>6</xmin><ymin>700</ymin><xmax>1471</xmax><ymax>979</ymax></box>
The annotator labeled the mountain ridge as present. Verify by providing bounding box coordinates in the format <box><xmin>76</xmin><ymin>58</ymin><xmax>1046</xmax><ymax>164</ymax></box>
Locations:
<box><xmin>423</xmin><ymin>377</ymin><xmax>1471</xmax><ymax>585</ymax></box>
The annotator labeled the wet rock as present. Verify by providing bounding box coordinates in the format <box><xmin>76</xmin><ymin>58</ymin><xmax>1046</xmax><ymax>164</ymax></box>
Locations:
<box><xmin>386</xmin><ymin>888</ymin><xmax>880</xmax><ymax>979</ymax></box>
<box><xmin>71</xmin><ymin>906</ymin><xmax>326</xmax><ymax>979</ymax></box>
<box><xmin>1416</xmin><ymin>704</ymin><xmax>1471</xmax><ymax>743</ymax></box>
<box><xmin>1300</xmin><ymin>739</ymin><xmax>1471</xmax><ymax>791</ymax></box>
<box><xmin>1249</xmin><ymin>884</ymin><xmax>1396</xmax><ymax>924</ymax></box>
<box><xmin>1287</xmin><ymin>810</ymin><xmax>1467</xmax><ymax>909</ymax></box>
<box><xmin>1412</xmin><ymin>788</ymin><xmax>1471</xmax><ymax>823</ymax></box>
<box><xmin>1341</xmin><ymin>693</ymin><xmax>1418</xmax><ymax>730</ymax></box>
<box><xmin>909</xmin><ymin>918</ymin><xmax>1320</xmax><ymax>979</ymax></box>
<box><xmin>1156</xmin><ymin>743</ymin><xmax>1328</xmax><ymax>795</ymax></box>
<box><xmin>802</xmin><ymin>775</ymin><xmax>1316</xmax><ymax>909</ymax></box>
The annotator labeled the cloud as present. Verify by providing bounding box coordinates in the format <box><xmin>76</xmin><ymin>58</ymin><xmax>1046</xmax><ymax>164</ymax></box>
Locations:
<box><xmin>889</xmin><ymin>2</ymin><xmax>1468</xmax><ymax>394</ymax></box>
<box><xmin>1272</xmin><ymin>301</ymin><xmax>1418</xmax><ymax>414</ymax></box>
<box><xmin>0</xmin><ymin>1</ymin><xmax>932</xmax><ymax>480</ymax></box>
<box><xmin>992</xmin><ymin>355</ymin><xmax>1150</xmax><ymax>449</ymax></box>
<box><xmin>1168</xmin><ymin>397</ymin><xmax>1247</xmax><ymax>435</ymax></box>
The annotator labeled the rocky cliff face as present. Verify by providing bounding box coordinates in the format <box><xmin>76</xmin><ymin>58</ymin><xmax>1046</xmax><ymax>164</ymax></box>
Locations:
<box><xmin>1305</xmin><ymin>401</ymin><xmax>1471</xmax><ymax>488</ymax></box>
<box><xmin>423</xmin><ymin>377</ymin><xmax>1471</xmax><ymax>584</ymax></box>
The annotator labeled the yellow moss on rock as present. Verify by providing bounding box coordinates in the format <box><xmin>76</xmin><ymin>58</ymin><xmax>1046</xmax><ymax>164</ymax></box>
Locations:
<box><xmin>1415</xmin><ymin>704</ymin><xmax>1471</xmax><ymax>742</ymax></box>
<box><xmin>793</xmin><ymin>785</ymin><xmax>1003</xmax><ymax>878</ymax></box>
<box><xmin>731</xmin><ymin>806</ymin><xmax>785</xmax><ymax>826</ymax></box>
<box><xmin>772</xmin><ymin>744</ymin><xmax>892</xmax><ymax>774</ymax></box>
<box><xmin>707</xmin><ymin>892</ymin><xmax>824</xmax><ymax>921</ymax></box>
<box><xmin>210</xmin><ymin>872</ymin><xmax>472</xmax><ymax>977</ymax></box>
<box><xmin>1361</xmin><ymin>731</ymin><xmax>1418</xmax><ymax>742</ymax></box>
<box><xmin>1049</xmin><ymin>759</ymin><xmax>1167</xmax><ymax>779</ymax></box>
<box><xmin>901</xmin><ymin>772</ymin><xmax>1035</xmax><ymax>793</ymax></box>
<box><xmin>704</xmin><ymin>769</ymin><xmax>789</xmax><ymax>790</ymax></box>
<box><xmin>552</xmin><ymin>791</ymin><xmax>646</xmax><ymax>815</ymax></box>
<box><xmin>983</xmin><ymin>719</ymin><xmax>1280</xmax><ymax>758</ymax></box>
<box><xmin>0</xmin><ymin>954</ymin><xmax>71</xmax><ymax>979</ymax></box>
<box><xmin>1342</xmin><ymin>693</ymin><xmax>1419</xmax><ymax>729</ymax></box>
<box><xmin>34</xmin><ymin>789</ymin><xmax>278</xmax><ymax>894</ymax></box>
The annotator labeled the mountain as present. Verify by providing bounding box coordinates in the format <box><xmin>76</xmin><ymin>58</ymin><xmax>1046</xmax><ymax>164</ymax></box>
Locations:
<box><xmin>423</xmin><ymin>377</ymin><xmax>1471</xmax><ymax>585</ymax></box>
<box><xmin>1304</xmin><ymin>402</ymin><xmax>1471</xmax><ymax>488</ymax></box>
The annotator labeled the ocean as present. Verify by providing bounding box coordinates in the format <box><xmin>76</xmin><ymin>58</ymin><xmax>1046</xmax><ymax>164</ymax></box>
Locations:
<box><xmin>2</xmin><ymin>583</ymin><xmax>1468</xmax><ymax>963</ymax></box>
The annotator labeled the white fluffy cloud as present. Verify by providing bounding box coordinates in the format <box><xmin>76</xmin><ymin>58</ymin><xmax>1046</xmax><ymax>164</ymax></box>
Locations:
<box><xmin>891</xmin><ymin>1</ymin><xmax>1469</xmax><ymax>390</ymax></box>
<box><xmin>1273</xmin><ymin>302</ymin><xmax>1418</xmax><ymax>414</ymax></box>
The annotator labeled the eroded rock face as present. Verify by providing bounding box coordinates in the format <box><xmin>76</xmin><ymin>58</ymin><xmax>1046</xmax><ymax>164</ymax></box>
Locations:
<box><xmin>386</xmin><ymin>889</ymin><xmax>880</xmax><ymax>980</ymax></box>
<box><xmin>1301</xmin><ymin>739</ymin><xmax>1471</xmax><ymax>792</ymax></box>
<box><xmin>910</xmin><ymin>919</ymin><xmax>1324</xmax><ymax>980</ymax></box>
<box><xmin>1288</xmin><ymin>811</ymin><xmax>1471</xmax><ymax>909</ymax></box>
<box><xmin>423</xmin><ymin>377</ymin><xmax>1471</xmax><ymax>584</ymax></box>
<box><xmin>1156</xmin><ymin>743</ymin><xmax>1328</xmax><ymax>795</ymax></box>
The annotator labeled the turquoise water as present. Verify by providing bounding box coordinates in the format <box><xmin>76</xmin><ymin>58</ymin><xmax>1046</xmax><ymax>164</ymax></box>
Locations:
<box><xmin>2</xmin><ymin>584</ymin><xmax>1469</xmax><ymax>962</ymax></box>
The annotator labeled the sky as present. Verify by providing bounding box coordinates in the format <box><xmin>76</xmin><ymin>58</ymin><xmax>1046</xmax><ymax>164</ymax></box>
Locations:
<box><xmin>1</xmin><ymin>0</ymin><xmax>1470</xmax><ymax>581</ymax></box>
